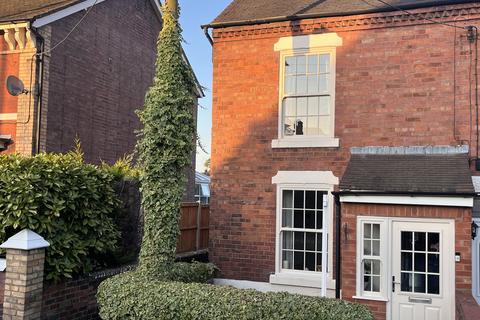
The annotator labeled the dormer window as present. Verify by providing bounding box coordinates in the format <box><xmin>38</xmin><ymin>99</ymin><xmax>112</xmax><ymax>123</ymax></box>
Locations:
<box><xmin>272</xmin><ymin>33</ymin><xmax>342</xmax><ymax>149</ymax></box>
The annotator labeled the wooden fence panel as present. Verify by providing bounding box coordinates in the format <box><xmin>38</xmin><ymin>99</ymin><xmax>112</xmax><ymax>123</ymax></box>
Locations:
<box><xmin>177</xmin><ymin>203</ymin><xmax>209</xmax><ymax>255</ymax></box>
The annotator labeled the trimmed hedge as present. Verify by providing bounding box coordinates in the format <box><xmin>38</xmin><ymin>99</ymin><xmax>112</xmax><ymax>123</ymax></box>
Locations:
<box><xmin>97</xmin><ymin>272</ymin><xmax>374</xmax><ymax>320</ymax></box>
<box><xmin>0</xmin><ymin>151</ymin><xmax>121</xmax><ymax>281</ymax></box>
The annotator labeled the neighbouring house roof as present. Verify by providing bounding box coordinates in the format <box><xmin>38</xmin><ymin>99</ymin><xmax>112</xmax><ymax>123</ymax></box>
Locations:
<box><xmin>340</xmin><ymin>152</ymin><xmax>474</xmax><ymax>195</ymax></box>
<box><xmin>195</xmin><ymin>171</ymin><xmax>210</xmax><ymax>185</ymax></box>
<box><xmin>0</xmin><ymin>0</ymin><xmax>83</xmax><ymax>22</ymax></box>
<box><xmin>208</xmin><ymin>0</ymin><xmax>477</xmax><ymax>28</ymax></box>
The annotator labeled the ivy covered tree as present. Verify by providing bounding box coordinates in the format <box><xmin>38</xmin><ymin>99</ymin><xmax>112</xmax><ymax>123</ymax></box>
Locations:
<box><xmin>136</xmin><ymin>0</ymin><xmax>195</xmax><ymax>278</ymax></box>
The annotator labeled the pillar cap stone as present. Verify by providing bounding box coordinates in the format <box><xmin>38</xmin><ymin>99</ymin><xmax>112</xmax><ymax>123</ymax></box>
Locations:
<box><xmin>0</xmin><ymin>229</ymin><xmax>50</xmax><ymax>250</ymax></box>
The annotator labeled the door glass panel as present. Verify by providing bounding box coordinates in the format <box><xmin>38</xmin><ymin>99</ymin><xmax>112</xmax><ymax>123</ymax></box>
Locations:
<box><xmin>400</xmin><ymin>231</ymin><xmax>441</xmax><ymax>295</ymax></box>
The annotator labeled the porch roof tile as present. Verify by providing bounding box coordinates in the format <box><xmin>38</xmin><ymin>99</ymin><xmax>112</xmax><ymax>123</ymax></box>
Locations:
<box><xmin>340</xmin><ymin>153</ymin><xmax>474</xmax><ymax>194</ymax></box>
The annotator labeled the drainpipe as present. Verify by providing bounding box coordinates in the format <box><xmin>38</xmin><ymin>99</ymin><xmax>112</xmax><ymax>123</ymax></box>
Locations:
<box><xmin>334</xmin><ymin>193</ymin><xmax>342</xmax><ymax>299</ymax></box>
<box><xmin>202</xmin><ymin>26</ymin><xmax>213</xmax><ymax>46</ymax></box>
<box><xmin>28</xmin><ymin>22</ymin><xmax>45</xmax><ymax>155</ymax></box>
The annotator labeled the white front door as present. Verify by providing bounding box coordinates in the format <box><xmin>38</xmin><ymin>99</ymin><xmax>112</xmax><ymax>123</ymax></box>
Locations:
<box><xmin>391</xmin><ymin>220</ymin><xmax>455</xmax><ymax>320</ymax></box>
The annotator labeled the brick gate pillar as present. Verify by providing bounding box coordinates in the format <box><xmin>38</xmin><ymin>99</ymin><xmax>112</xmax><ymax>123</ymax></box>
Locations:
<box><xmin>0</xmin><ymin>229</ymin><xmax>50</xmax><ymax>320</ymax></box>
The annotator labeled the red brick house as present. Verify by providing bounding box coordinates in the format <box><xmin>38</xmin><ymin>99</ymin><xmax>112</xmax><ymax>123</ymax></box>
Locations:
<box><xmin>204</xmin><ymin>0</ymin><xmax>480</xmax><ymax>319</ymax></box>
<box><xmin>0</xmin><ymin>0</ymin><xmax>203</xmax><ymax>200</ymax></box>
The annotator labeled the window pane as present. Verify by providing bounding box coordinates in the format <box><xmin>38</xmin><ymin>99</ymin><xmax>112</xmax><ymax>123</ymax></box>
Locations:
<box><xmin>372</xmin><ymin>260</ymin><xmax>381</xmax><ymax>275</ymax></box>
<box><xmin>316</xmin><ymin>211</ymin><xmax>323</xmax><ymax>229</ymax></box>
<box><xmin>306</xmin><ymin>232</ymin><xmax>316</xmax><ymax>251</ymax></box>
<box><xmin>372</xmin><ymin>240</ymin><xmax>380</xmax><ymax>256</ymax></box>
<box><xmin>318</xmin><ymin>74</ymin><xmax>328</xmax><ymax>92</ymax></box>
<box><xmin>282</xmin><ymin>190</ymin><xmax>293</xmax><ymax>208</ymax></box>
<box><xmin>306</xmin><ymin>117</ymin><xmax>319</xmax><ymax>136</ymax></box>
<box><xmin>294</xmin><ymin>232</ymin><xmax>304</xmax><ymax>250</ymax></box>
<box><xmin>307</xmin><ymin>55</ymin><xmax>318</xmax><ymax>74</ymax></box>
<box><xmin>364</xmin><ymin>260</ymin><xmax>372</xmax><ymax>275</ymax></box>
<box><xmin>294</xmin><ymin>210</ymin><xmax>304</xmax><ymax>228</ymax></box>
<box><xmin>293</xmin><ymin>251</ymin><xmax>303</xmax><ymax>270</ymax></box>
<box><xmin>297</xmin><ymin>97</ymin><xmax>308</xmax><ymax>116</ymax></box>
<box><xmin>307</xmin><ymin>75</ymin><xmax>319</xmax><ymax>94</ymax></box>
<box><xmin>308</xmin><ymin>97</ymin><xmax>319</xmax><ymax>116</ymax></box>
<box><xmin>282</xmin><ymin>231</ymin><xmax>293</xmax><ymax>249</ymax></box>
<box><xmin>319</xmin><ymin>97</ymin><xmax>330</xmax><ymax>115</ymax></box>
<box><xmin>305</xmin><ymin>210</ymin><xmax>315</xmax><ymax>229</ymax></box>
<box><xmin>285</xmin><ymin>56</ymin><xmax>296</xmax><ymax>75</ymax></box>
<box><xmin>401</xmin><ymin>272</ymin><xmax>412</xmax><ymax>292</ymax></box>
<box><xmin>296</xmin><ymin>56</ymin><xmax>306</xmax><ymax>74</ymax></box>
<box><xmin>282</xmin><ymin>251</ymin><xmax>293</xmax><ymax>269</ymax></box>
<box><xmin>372</xmin><ymin>276</ymin><xmax>380</xmax><ymax>292</ymax></box>
<box><xmin>305</xmin><ymin>252</ymin><xmax>315</xmax><ymax>271</ymax></box>
<box><xmin>414</xmin><ymin>273</ymin><xmax>426</xmax><ymax>293</ymax></box>
<box><xmin>372</xmin><ymin>224</ymin><xmax>380</xmax><ymax>239</ymax></box>
<box><xmin>318</xmin><ymin>116</ymin><xmax>330</xmax><ymax>136</ymax></box>
<box><xmin>428</xmin><ymin>233</ymin><xmax>440</xmax><ymax>252</ymax></box>
<box><xmin>414</xmin><ymin>253</ymin><xmax>426</xmax><ymax>272</ymax></box>
<box><xmin>364</xmin><ymin>224</ymin><xmax>372</xmax><ymax>239</ymax></box>
<box><xmin>364</xmin><ymin>276</ymin><xmax>372</xmax><ymax>292</ymax></box>
<box><xmin>294</xmin><ymin>190</ymin><xmax>304</xmax><ymax>208</ymax></box>
<box><xmin>414</xmin><ymin>232</ymin><xmax>426</xmax><ymax>251</ymax></box>
<box><xmin>316</xmin><ymin>253</ymin><xmax>322</xmax><ymax>272</ymax></box>
<box><xmin>319</xmin><ymin>54</ymin><xmax>330</xmax><ymax>73</ymax></box>
<box><xmin>282</xmin><ymin>209</ymin><xmax>293</xmax><ymax>227</ymax></box>
<box><xmin>364</xmin><ymin>240</ymin><xmax>371</xmax><ymax>255</ymax></box>
<box><xmin>305</xmin><ymin>191</ymin><xmax>316</xmax><ymax>209</ymax></box>
<box><xmin>284</xmin><ymin>99</ymin><xmax>296</xmax><ymax>117</ymax></box>
<box><xmin>284</xmin><ymin>117</ymin><xmax>295</xmax><ymax>136</ymax></box>
<box><xmin>285</xmin><ymin>75</ymin><xmax>295</xmax><ymax>94</ymax></box>
<box><xmin>401</xmin><ymin>252</ymin><xmax>413</xmax><ymax>271</ymax></box>
<box><xmin>316</xmin><ymin>192</ymin><xmax>325</xmax><ymax>209</ymax></box>
<box><xmin>401</xmin><ymin>232</ymin><xmax>413</xmax><ymax>251</ymax></box>
<box><xmin>428</xmin><ymin>275</ymin><xmax>440</xmax><ymax>294</ymax></box>
<box><xmin>428</xmin><ymin>254</ymin><xmax>439</xmax><ymax>273</ymax></box>
<box><xmin>316</xmin><ymin>233</ymin><xmax>322</xmax><ymax>252</ymax></box>
<box><xmin>297</xmin><ymin>75</ymin><xmax>307</xmax><ymax>94</ymax></box>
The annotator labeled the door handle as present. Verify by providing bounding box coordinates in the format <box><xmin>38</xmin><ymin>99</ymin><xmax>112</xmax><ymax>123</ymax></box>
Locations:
<box><xmin>392</xmin><ymin>276</ymin><xmax>400</xmax><ymax>292</ymax></box>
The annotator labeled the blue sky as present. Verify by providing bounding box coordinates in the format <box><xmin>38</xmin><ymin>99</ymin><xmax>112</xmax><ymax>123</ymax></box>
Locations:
<box><xmin>179</xmin><ymin>1</ymin><xmax>232</xmax><ymax>171</ymax></box>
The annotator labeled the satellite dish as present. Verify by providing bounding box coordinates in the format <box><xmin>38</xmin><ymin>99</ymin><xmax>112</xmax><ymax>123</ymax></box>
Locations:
<box><xmin>6</xmin><ymin>76</ymin><xmax>28</xmax><ymax>96</ymax></box>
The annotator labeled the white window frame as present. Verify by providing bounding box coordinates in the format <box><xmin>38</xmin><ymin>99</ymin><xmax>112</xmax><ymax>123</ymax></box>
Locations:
<box><xmin>270</xmin><ymin>171</ymin><xmax>338</xmax><ymax>295</ymax></box>
<box><xmin>473</xmin><ymin>218</ymin><xmax>480</xmax><ymax>304</ymax></box>
<box><xmin>272</xmin><ymin>33</ymin><xmax>342</xmax><ymax>149</ymax></box>
<box><xmin>355</xmin><ymin>217</ymin><xmax>388</xmax><ymax>301</ymax></box>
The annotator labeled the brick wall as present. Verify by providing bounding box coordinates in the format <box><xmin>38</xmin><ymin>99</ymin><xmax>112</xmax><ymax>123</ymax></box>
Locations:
<box><xmin>210</xmin><ymin>2</ymin><xmax>480</xmax><ymax>282</ymax></box>
<box><xmin>341</xmin><ymin>203</ymin><xmax>472</xmax><ymax>320</ymax></box>
<box><xmin>41</xmin><ymin>265</ymin><xmax>134</xmax><ymax>320</ymax></box>
<box><xmin>0</xmin><ymin>38</ymin><xmax>20</xmax><ymax>153</ymax></box>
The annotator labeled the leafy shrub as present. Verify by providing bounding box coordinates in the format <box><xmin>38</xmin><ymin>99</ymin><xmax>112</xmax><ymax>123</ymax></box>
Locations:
<box><xmin>97</xmin><ymin>272</ymin><xmax>374</xmax><ymax>320</ymax></box>
<box><xmin>166</xmin><ymin>261</ymin><xmax>216</xmax><ymax>283</ymax></box>
<box><xmin>0</xmin><ymin>151</ymin><xmax>121</xmax><ymax>281</ymax></box>
<box><xmin>101</xmin><ymin>153</ymin><xmax>142</xmax><ymax>181</ymax></box>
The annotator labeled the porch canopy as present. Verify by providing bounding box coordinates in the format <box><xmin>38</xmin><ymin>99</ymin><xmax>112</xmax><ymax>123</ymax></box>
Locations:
<box><xmin>340</xmin><ymin>146</ymin><xmax>474</xmax><ymax>196</ymax></box>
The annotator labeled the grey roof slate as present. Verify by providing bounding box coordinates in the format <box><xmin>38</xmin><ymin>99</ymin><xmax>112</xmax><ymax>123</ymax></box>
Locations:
<box><xmin>340</xmin><ymin>153</ymin><xmax>474</xmax><ymax>194</ymax></box>
<box><xmin>210</xmin><ymin>0</ymin><xmax>477</xmax><ymax>27</ymax></box>
<box><xmin>0</xmin><ymin>0</ymin><xmax>82</xmax><ymax>22</ymax></box>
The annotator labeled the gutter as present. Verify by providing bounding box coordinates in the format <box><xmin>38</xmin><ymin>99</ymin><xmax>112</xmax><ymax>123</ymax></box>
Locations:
<box><xmin>332</xmin><ymin>190</ymin><xmax>477</xmax><ymax>197</ymax></box>
<box><xmin>201</xmin><ymin>0</ymin><xmax>479</xmax><ymax>30</ymax></box>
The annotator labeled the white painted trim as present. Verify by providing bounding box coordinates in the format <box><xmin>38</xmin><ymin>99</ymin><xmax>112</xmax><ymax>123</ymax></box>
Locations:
<box><xmin>274</xmin><ymin>33</ymin><xmax>341</xmax><ymax>149</ymax></box>
<box><xmin>272</xmin><ymin>137</ymin><xmax>339</xmax><ymax>148</ymax></box>
<box><xmin>274</xmin><ymin>33</ymin><xmax>343</xmax><ymax>52</ymax></box>
<box><xmin>214</xmin><ymin>278</ymin><xmax>336</xmax><ymax>297</ymax></box>
<box><xmin>340</xmin><ymin>195</ymin><xmax>473</xmax><ymax>207</ymax></box>
<box><xmin>0</xmin><ymin>113</ymin><xmax>17</xmax><ymax>121</ymax></box>
<box><xmin>356</xmin><ymin>217</ymin><xmax>388</xmax><ymax>300</ymax></box>
<box><xmin>32</xmin><ymin>0</ymin><xmax>108</xmax><ymax>28</ymax></box>
<box><xmin>352</xmin><ymin>295</ymin><xmax>389</xmax><ymax>302</ymax></box>
<box><xmin>272</xmin><ymin>171</ymin><xmax>339</xmax><ymax>185</ymax></box>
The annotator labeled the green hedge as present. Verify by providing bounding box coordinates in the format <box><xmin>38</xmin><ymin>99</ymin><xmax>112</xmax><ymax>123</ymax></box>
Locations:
<box><xmin>98</xmin><ymin>272</ymin><xmax>374</xmax><ymax>320</ymax></box>
<box><xmin>0</xmin><ymin>151</ymin><xmax>121</xmax><ymax>281</ymax></box>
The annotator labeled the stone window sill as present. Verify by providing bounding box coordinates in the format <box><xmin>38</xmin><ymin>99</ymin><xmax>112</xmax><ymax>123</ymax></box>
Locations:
<box><xmin>269</xmin><ymin>272</ymin><xmax>335</xmax><ymax>289</ymax></box>
<box><xmin>271</xmin><ymin>137</ymin><xmax>339</xmax><ymax>149</ymax></box>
